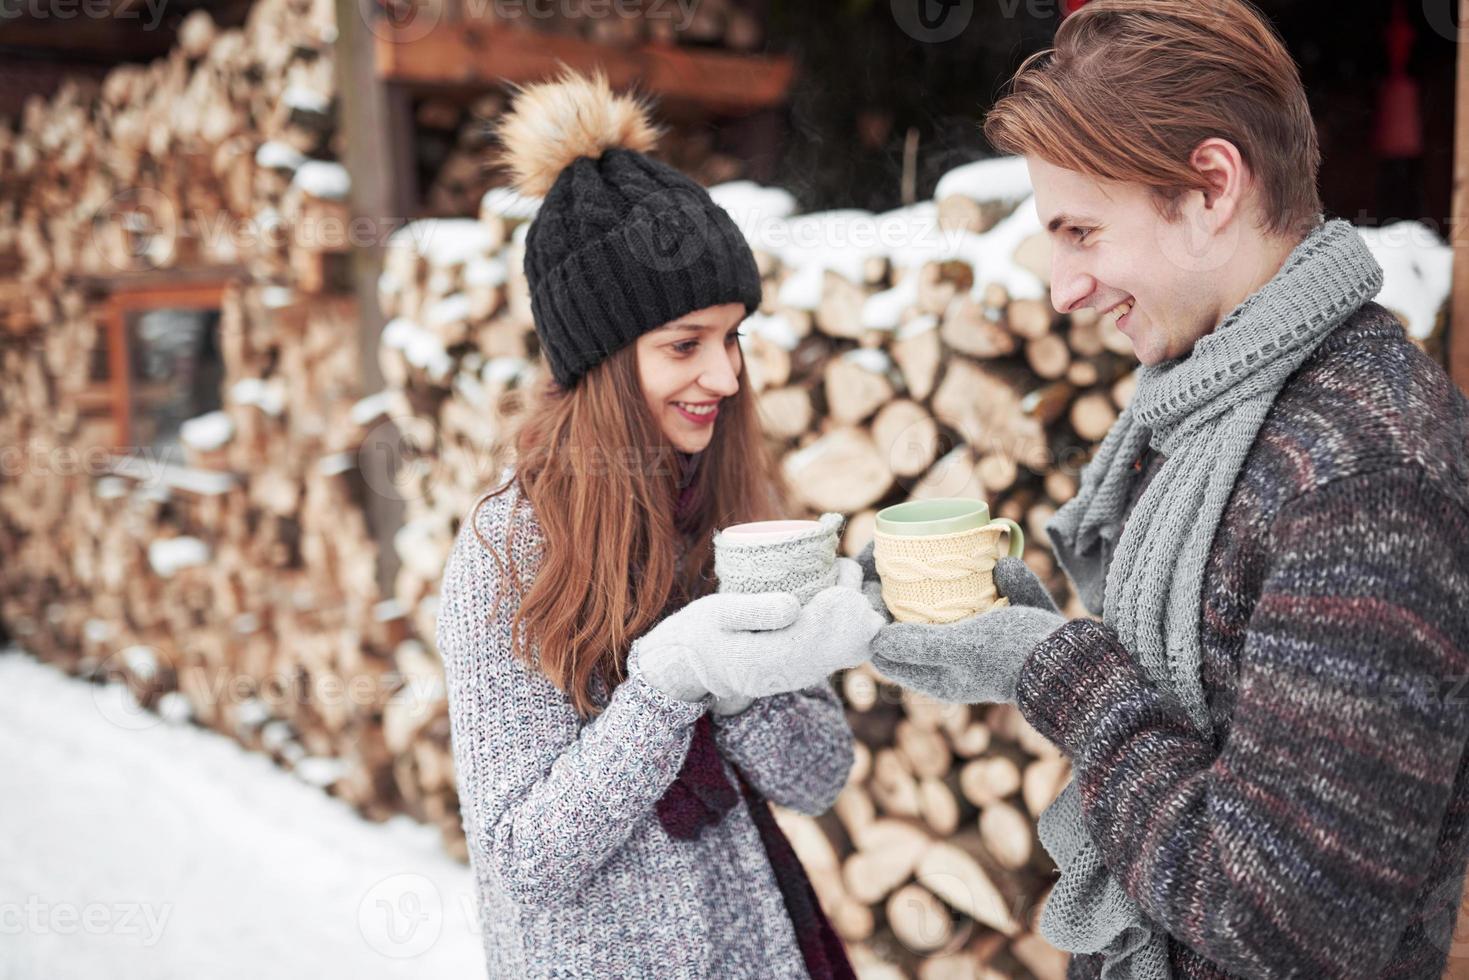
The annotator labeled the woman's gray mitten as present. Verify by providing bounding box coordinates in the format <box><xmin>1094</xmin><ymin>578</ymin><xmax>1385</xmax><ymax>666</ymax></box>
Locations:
<box><xmin>869</xmin><ymin>604</ymin><xmax>1065</xmax><ymax>705</ymax></box>
<box><xmin>720</xmin><ymin>557</ymin><xmax>881</xmax><ymax>696</ymax></box>
<box><xmin>632</xmin><ymin>560</ymin><xmax>883</xmax><ymax>702</ymax></box>
<box><xmin>631</xmin><ymin>592</ymin><xmax>802</xmax><ymax>702</ymax></box>
<box><xmin>710</xmin><ymin>694</ymin><xmax>756</xmax><ymax>716</ymax></box>
<box><xmin>725</xmin><ymin>564</ymin><xmax>875</xmax><ymax>702</ymax></box>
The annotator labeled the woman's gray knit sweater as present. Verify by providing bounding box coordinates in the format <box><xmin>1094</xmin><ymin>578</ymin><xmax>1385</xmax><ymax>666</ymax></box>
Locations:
<box><xmin>434</xmin><ymin>474</ymin><xmax>855</xmax><ymax>979</ymax></box>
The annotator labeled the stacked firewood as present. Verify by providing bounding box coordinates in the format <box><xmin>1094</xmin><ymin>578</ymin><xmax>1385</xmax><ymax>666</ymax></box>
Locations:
<box><xmin>0</xmin><ymin>0</ymin><xmax>462</xmax><ymax>835</ymax></box>
<box><xmin>369</xmin><ymin>197</ymin><xmax>544</xmax><ymax>634</ymax></box>
<box><xmin>2</xmin><ymin>0</ymin><xmax>341</xmax><ymax>282</ymax></box>
<box><xmin>775</xmin><ymin>694</ymin><xmax>1072</xmax><ymax>980</ymax></box>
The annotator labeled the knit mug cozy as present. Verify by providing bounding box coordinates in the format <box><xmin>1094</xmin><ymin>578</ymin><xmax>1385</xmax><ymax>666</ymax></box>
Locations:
<box><xmin>713</xmin><ymin>512</ymin><xmax>844</xmax><ymax>603</ymax></box>
<box><xmin>872</xmin><ymin>524</ymin><xmax>1019</xmax><ymax>624</ymax></box>
<box><xmin>871</xmin><ymin>499</ymin><xmax>1025</xmax><ymax>624</ymax></box>
<box><xmin>495</xmin><ymin>68</ymin><xmax>763</xmax><ymax>390</ymax></box>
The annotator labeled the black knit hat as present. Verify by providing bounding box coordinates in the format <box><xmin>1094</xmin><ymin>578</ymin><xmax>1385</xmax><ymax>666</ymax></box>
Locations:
<box><xmin>497</xmin><ymin>70</ymin><xmax>763</xmax><ymax>389</ymax></box>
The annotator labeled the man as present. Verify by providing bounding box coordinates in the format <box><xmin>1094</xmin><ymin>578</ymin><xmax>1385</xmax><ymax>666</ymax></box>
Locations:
<box><xmin>860</xmin><ymin>1</ymin><xmax>1469</xmax><ymax>976</ymax></box>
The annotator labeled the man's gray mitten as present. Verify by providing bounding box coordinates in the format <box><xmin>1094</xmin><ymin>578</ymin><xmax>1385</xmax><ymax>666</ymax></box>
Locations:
<box><xmin>855</xmin><ymin>538</ymin><xmax>879</xmax><ymax>583</ymax></box>
<box><xmin>991</xmin><ymin>556</ymin><xmax>1063</xmax><ymax>614</ymax></box>
<box><xmin>854</xmin><ymin>539</ymin><xmax>890</xmax><ymax>621</ymax></box>
<box><xmin>869</xmin><ymin>557</ymin><xmax>1065</xmax><ymax>705</ymax></box>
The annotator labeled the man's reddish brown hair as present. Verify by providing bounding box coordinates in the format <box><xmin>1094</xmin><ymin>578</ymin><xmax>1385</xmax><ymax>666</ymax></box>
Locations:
<box><xmin>985</xmin><ymin>0</ymin><xmax>1322</xmax><ymax>239</ymax></box>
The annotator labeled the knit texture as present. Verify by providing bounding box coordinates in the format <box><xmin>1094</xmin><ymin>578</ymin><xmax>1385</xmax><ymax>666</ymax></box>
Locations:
<box><xmin>869</xmin><ymin>601</ymin><xmax>1063</xmax><ymax>704</ymax></box>
<box><xmin>871</xmin><ymin>524</ymin><xmax>1013</xmax><ymax>624</ymax></box>
<box><xmin>651</xmin><ymin>709</ymin><xmax>856</xmax><ymax>980</ymax></box>
<box><xmin>628</xmin><ymin>557</ymin><xmax>880</xmax><ymax>703</ymax></box>
<box><xmin>436</xmin><ymin>469</ymin><xmax>857</xmax><ymax>978</ymax></box>
<box><xmin>1035</xmin><ymin>218</ymin><xmax>1385</xmax><ymax>976</ymax></box>
<box><xmin>713</xmin><ymin>512</ymin><xmax>845</xmax><ymax>602</ymax></box>
<box><xmin>733</xmin><ymin>765</ymin><xmax>859</xmax><ymax>980</ymax></box>
<box><xmin>525</xmin><ymin>147</ymin><xmax>764</xmax><ymax>389</ymax></box>
<box><xmin>1017</xmin><ymin>300</ymin><xmax>1469</xmax><ymax>978</ymax></box>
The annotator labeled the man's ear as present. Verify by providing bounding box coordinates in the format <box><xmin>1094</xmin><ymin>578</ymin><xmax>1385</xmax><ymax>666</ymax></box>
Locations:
<box><xmin>1189</xmin><ymin>137</ymin><xmax>1248</xmax><ymax>231</ymax></box>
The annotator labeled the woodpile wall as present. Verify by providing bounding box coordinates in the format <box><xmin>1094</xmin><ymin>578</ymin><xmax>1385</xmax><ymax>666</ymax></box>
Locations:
<box><xmin>0</xmin><ymin>0</ymin><xmax>424</xmax><ymax>827</ymax></box>
<box><xmin>0</xmin><ymin>5</ymin><xmax>1454</xmax><ymax>977</ymax></box>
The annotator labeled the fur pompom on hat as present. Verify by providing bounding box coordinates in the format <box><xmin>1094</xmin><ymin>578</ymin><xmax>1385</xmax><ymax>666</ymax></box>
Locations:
<box><xmin>497</xmin><ymin>68</ymin><xmax>661</xmax><ymax>198</ymax></box>
<box><xmin>494</xmin><ymin>67</ymin><xmax>764</xmax><ymax>390</ymax></box>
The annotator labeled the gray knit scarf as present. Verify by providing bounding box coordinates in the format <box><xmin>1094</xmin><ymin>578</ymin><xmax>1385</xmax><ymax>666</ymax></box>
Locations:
<box><xmin>1039</xmin><ymin>218</ymin><xmax>1383</xmax><ymax>977</ymax></box>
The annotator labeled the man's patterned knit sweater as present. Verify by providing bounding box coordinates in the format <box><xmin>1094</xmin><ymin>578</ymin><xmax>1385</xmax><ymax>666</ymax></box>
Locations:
<box><xmin>1016</xmin><ymin>303</ymin><xmax>1469</xmax><ymax>978</ymax></box>
<box><xmin>435</xmin><ymin>475</ymin><xmax>854</xmax><ymax>978</ymax></box>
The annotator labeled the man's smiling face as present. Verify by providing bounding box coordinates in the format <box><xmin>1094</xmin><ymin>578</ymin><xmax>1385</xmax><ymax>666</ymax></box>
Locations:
<box><xmin>1027</xmin><ymin>155</ymin><xmax>1233</xmax><ymax>366</ymax></box>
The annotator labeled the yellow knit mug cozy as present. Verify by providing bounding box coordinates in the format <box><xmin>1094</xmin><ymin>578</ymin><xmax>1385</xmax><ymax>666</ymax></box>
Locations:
<box><xmin>872</xmin><ymin>498</ymin><xmax>1025</xmax><ymax>625</ymax></box>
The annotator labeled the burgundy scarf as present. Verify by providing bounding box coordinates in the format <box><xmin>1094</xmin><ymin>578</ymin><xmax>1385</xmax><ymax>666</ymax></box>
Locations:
<box><xmin>654</xmin><ymin>449</ymin><xmax>856</xmax><ymax>980</ymax></box>
<box><xmin>655</xmin><ymin>715</ymin><xmax>857</xmax><ymax>980</ymax></box>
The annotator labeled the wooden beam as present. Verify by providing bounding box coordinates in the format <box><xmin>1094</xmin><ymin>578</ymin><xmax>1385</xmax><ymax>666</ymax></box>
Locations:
<box><xmin>107</xmin><ymin>283</ymin><xmax>229</xmax><ymax>312</ymax></box>
<box><xmin>336</xmin><ymin>0</ymin><xmax>410</xmax><ymax>598</ymax></box>
<box><xmin>374</xmin><ymin>25</ymin><xmax>796</xmax><ymax>114</ymax></box>
<box><xmin>69</xmin><ymin>265</ymin><xmax>248</xmax><ymax>296</ymax></box>
<box><xmin>1447</xmin><ymin>3</ymin><xmax>1469</xmax><ymax>949</ymax></box>
<box><xmin>1452</xmin><ymin>0</ymin><xmax>1469</xmax><ymax>393</ymax></box>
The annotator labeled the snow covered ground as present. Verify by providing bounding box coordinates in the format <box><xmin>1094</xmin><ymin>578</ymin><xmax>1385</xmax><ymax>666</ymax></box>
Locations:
<box><xmin>0</xmin><ymin>646</ymin><xmax>485</xmax><ymax>980</ymax></box>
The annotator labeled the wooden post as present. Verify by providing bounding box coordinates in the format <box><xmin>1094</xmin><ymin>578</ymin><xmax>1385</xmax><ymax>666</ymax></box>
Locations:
<box><xmin>1451</xmin><ymin>0</ymin><xmax>1469</xmax><ymax>393</ymax></box>
<box><xmin>1446</xmin><ymin>6</ymin><xmax>1469</xmax><ymax>952</ymax></box>
<box><xmin>333</xmin><ymin>0</ymin><xmax>413</xmax><ymax>598</ymax></box>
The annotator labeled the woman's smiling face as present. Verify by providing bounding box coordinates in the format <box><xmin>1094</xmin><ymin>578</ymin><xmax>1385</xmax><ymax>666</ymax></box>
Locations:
<box><xmin>635</xmin><ymin>302</ymin><xmax>748</xmax><ymax>453</ymax></box>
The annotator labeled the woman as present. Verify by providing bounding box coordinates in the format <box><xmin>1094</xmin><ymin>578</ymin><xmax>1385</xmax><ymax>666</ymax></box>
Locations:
<box><xmin>435</xmin><ymin>69</ymin><xmax>882</xmax><ymax>980</ymax></box>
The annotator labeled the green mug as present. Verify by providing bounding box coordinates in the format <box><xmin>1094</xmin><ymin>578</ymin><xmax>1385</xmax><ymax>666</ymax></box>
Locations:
<box><xmin>872</xmin><ymin>497</ymin><xmax>1025</xmax><ymax>624</ymax></box>
<box><xmin>875</xmin><ymin>498</ymin><xmax>1025</xmax><ymax>556</ymax></box>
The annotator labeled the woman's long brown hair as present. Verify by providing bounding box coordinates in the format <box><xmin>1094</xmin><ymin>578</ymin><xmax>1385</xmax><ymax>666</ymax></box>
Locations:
<box><xmin>469</xmin><ymin>339</ymin><xmax>791</xmax><ymax>719</ymax></box>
